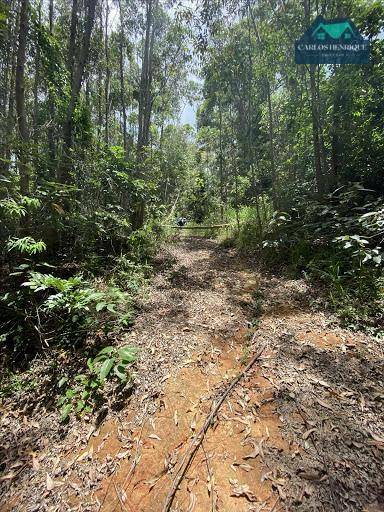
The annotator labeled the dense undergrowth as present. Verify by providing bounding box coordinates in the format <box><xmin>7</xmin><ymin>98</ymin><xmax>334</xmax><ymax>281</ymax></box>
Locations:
<box><xmin>0</xmin><ymin>147</ymin><xmax>171</xmax><ymax>421</ymax></box>
<box><xmin>0</xmin><ymin>218</ymin><xmax>164</xmax><ymax>420</ymax></box>
<box><xmin>219</xmin><ymin>184</ymin><xmax>384</xmax><ymax>333</ymax></box>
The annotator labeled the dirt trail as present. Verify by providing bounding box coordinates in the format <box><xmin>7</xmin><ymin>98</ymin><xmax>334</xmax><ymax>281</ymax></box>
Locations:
<box><xmin>1</xmin><ymin>237</ymin><xmax>383</xmax><ymax>512</ymax></box>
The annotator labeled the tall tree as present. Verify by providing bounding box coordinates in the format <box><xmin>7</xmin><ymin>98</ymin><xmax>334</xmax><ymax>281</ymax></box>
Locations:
<box><xmin>59</xmin><ymin>0</ymin><xmax>97</xmax><ymax>184</ymax></box>
<box><xmin>15</xmin><ymin>0</ymin><xmax>30</xmax><ymax>196</ymax></box>
<box><xmin>137</xmin><ymin>0</ymin><xmax>155</xmax><ymax>153</ymax></box>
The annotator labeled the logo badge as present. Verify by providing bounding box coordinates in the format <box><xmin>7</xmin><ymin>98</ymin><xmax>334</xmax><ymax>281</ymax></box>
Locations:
<box><xmin>295</xmin><ymin>16</ymin><xmax>370</xmax><ymax>65</ymax></box>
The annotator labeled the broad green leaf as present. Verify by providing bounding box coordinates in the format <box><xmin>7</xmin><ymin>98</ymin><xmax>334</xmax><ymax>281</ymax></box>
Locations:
<box><xmin>114</xmin><ymin>364</ymin><xmax>127</xmax><ymax>382</ymax></box>
<box><xmin>97</xmin><ymin>346</ymin><xmax>114</xmax><ymax>356</ymax></box>
<box><xmin>58</xmin><ymin>377</ymin><xmax>68</xmax><ymax>388</ymax></box>
<box><xmin>118</xmin><ymin>346</ymin><xmax>137</xmax><ymax>362</ymax></box>
<box><xmin>61</xmin><ymin>404</ymin><xmax>72</xmax><ymax>422</ymax></box>
<box><xmin>99</xmin><ymin>357</ymin><xmax>115</xmax><ymax>381</ymax></box>
<box><xmin>96</xmin><ymin>302</ymin><xmax>106</xmax><ymax>312</ymax></box>
<box><xmin>76</xmin><ymin>400</ymin><xmax>85</xmax><ymax>413</ymax></box>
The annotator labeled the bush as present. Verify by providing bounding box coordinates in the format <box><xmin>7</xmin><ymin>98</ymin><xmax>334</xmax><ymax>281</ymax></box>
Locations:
<box><xmin>260</xmin><ymin>184</ymin><xmax>384</xmax><ymax>330</ymax></box>
<box><xmin>0</xmin><ymin>271</ymin><xmax>134</xmax><ymax>354</ymax></box>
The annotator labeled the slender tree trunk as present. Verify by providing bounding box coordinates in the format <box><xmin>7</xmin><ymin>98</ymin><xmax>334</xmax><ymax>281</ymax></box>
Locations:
<box><xmin>303</xmin><ymin>0</ymin><xmax>324</xmax><ymax>194</ymax></box>
<box><xmin>59</xmin><ymin>0</ymin><xmax>97</xmax><ymax>184</ymax></box>
<box><xmin>137</xmin><ymin>0</ymin><xmax>154</xmax><ymax>153</ymax></box>
<box><xmin>247</xmin><ymin>0</ymin><xmax>277</xmax><ymax>208</ymax></box>
<box><xmin>246</xmin><ymin>10</ymin><xmax>262</xmax><ymax>238</ymax></box>
<box><xmin>67</xmin><ymin>0</ymin><xmax>78</xmax><ymax>86</ymax></box>
<box><xmin>33</xmin><ymin>0</ymin><xmax>41</xmax><ymax>146</ymax></box>
<box><xmin>218</xmin><ymin>97</ymin><xmax>225</xmax><ymax>221</ymax></box>
<box><xmin>266</xmin><ymin>79</ymin><xmax>278</xmax><ymax>207</ymax></box>
<box><xmin>309</xmin><ymin>64</ymin><xmax>324</xmax><ymax>194</ymax></box>
<box><xmin>47</xmin><ymin>0</ymin><xmax>56</xmax><ymax>166</ymax></box>
<box><xmin>15</xmin><ymin>0</ymin><xmax>30</xmax><ymax>196</ymax></box>
<box><xmin>230</xmin><ymin>107</ymin><xmax>240</xmax><ymax>232</ymax></box>
<box><xmin>97</xmin><ymin>3</ymin><xmax>103</xmax><ymax>141</ymax></box>
<box><xmin>1</xmin><ymin>2</ymin><xmax>18</xmax><ymax>178</ymax></box>
<box><xmin>330</xmin><ymin>66</ymin><xmax>342</xmax><ymax>190</ymax></box>
<box><xmin>118</xmin><ymin>0</ymin><xmax>127</xmax><ymax>152</ymax></box>
<box><xmin>104</xmin><ymin>0</ymin><xmax>110</xmax><ymax>145</ymax></box>
<box><xmin>133</xmin><ymin>0</ymin><xmax>155</xmax><ymax>229</ymax></box>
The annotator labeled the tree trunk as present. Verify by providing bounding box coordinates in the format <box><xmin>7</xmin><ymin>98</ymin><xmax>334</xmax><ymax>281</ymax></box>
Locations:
<box><xmin>266</xmin><ymin>79</ymin><xmax>278</xmax><ymax>207</ymax></box>
<box><xmin>303</xmin><ymin>0</ymin><xmax>324</xmax><ymax>195</ymax></box>
<box><xmin>47</xmin><ymin>0</ymin><xmax>56</xmax><ymax>166</ymax></box>
<box><xmin>137</xmin><ymin>0</ymin><xmax>154</xmax><ymax>153</ymax></box>
<box><xmin>97</xmin><ymin>3</ymin><xmax>103</xmax><ymax>141</ymax></box>
<box><xmin>33</xmin><ymin>0</ymin><xmax>41</xmax><ymax>146</ymax></box>
<box><xmin>118</xmin><ymin>0</ymin><xmax>127</xmax><ymax>153</ymax></box>
<box><xmin>104</xmin><ymin>0</ymin><xmax>110</xmax><ymax>145</ymax></box>
<box><xmin>59</xmin><ymin>0</ymin><xmax>97</xmax><ymax>184</ymax></box>
<box><xmin>67</xmin><ymin>0</ymin><xmax>78</xmax><ymax>87</ymax></box>
<box><xmin>1</xmin><ymin>1</ymin><xmax>18</xmax><ymax>179</ymax></box>
<box><xmin>133</xmin><ymin>0</ymin><xmax>155</xmax><ymax>229</ymax></box>
<box><xmin>15</xmin><ymin>0</ymin><xmax>30</xmax><ymax>196</ymax></box>
<box><xmin>309</xmin><ymin>64</ymin><xmax>324</xmax><ymax>194</ymax></box>
<box><xmin>330</xmin><ymin>66</ymin><xmax>341</xmax><ymax>191</ymax></box>
<box><xmin>218</xmin><ymin>98</ymin><xmax>225</xmax><ymax>221</ymax></box>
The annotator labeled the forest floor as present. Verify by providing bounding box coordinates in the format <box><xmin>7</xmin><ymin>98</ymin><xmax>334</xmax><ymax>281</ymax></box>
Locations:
<box><xmin>1</xmin><ymin>237</ymin><xmax>384</xmax><ymax>512</ymax></box>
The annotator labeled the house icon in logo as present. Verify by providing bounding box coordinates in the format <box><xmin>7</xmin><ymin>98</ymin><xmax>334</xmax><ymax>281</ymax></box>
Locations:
<box><xmin>312</xmin><ymin>20</ymin><xmax>355</xmax><ymax>41</ymax></box>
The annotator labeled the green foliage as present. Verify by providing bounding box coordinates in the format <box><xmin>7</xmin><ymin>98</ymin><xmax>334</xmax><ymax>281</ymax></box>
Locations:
<box><xmin>0</xmin><ymin>267</ymin><xmax>136</xmax><ymax>355</ymax></box>
<box><xmin>7</xmin><ymin>237</ymin><xmax>47</xmax><ymax>255</ymax></box>
<box><xmin>127</xmin><ymin>223</ymin><xmax>163</xmax><ymax>262</ymax></box>
<box><xmin>260</xmin><ymin>185</ymin><xmax>384</xmax><ymax>330</ymax></box>
<box><xmin>57</xmin><ymin>344</ymin><xmax>137</xmax><ymax>421</ymax></box>
<box><xmin>0</xmin><ymin>196</ymin><xmax>41</xmax><ymax>218</ymax></box>
<box><xmin>91</xmin><ymin>344</ymin><xmax>138</xmax><ymax>383</ymax></box>
<box><xmin>21</xmin><ymin>271</ymin><xmax>133</xmax><ymax>332</ymax></box>
<box><xmin>110</xmin><ymin>255</ymin><xmax>151</xmax><ymax>294</ymax></box>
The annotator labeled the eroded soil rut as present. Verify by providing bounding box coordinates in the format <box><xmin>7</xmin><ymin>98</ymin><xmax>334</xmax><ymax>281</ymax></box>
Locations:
<box><xmin>2</xmin><ymin>237</ymin><xmax>383</xmax><ymax>512</ymax></box>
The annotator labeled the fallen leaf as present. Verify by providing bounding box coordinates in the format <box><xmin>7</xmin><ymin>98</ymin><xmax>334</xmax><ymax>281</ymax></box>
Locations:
<box><xmin>46</xmin><ymin>473</ymin><xmax>55</xmax><ymax>491</ymax></box>
<box><xmin>76</xmin><ymin>445</ymin><xmax>93</xmax><ymax>462</ymax></box>
<box><xmin>370</xmin><ymin>432</ymin><xmax>384</xmax><ymax>444</ymax></box>
<box><xmin>187</xmin><ymin>491</ymin><xmax>197</xmax><ymax>511</ymax></box>
<box><xmin>233</xmin><ymin>462</ymin><xmax>254</xmax><ymax>472</ymax></box>
<box><xmin>0</xmin><ymin>472</ymin><xmax>16</xmax><ymax>482</ymax></box>
<box><xmin>316</xmin><ymin>398</ymin><xmax>332</xmax><ymax>410</ymax></box>
<box><xmin>148</xmin><ymin>434</ymin><xmax>161</xmax><ymax>441</ymax></box>
<box><xmin>69</xmin><ymin>481</ymin><xmax>81</xmax><ymax>492</ymax></box>
<box><xmin>32</xmin><ymin>455</ymin><xmax>40</xmax><ymax>471</ymax></box>
<box><xmin>116</xmin><ymin>450</ymin><xmax>130</xmax><ymax>459</ymax></box>
<box><xmin>230</xmin><ymin>479</ymin><xmax>258</xmax><ymax>502</ymax></box>
<box><xmin>302</xmin><ymin>428</ymin><xmax>316</xmax><ymax>440</ymax></box>
<box><xmin>52</xmin><ymin>203</ymin><xmax>65</xmax><ymax>215</ymax></box>
<box><xmin>367</xmin><ymin>440</ymin><xmax>384</xmax><ymax>450</ymax></box>
<box><xmin>277</xmin><ymin>484</ymin><xmax>287</xmax><ymax>500</ymax></box>
<box><xmin>174</xmin><ymin>410</ymin><xmax>178</xmax><ymax>426</ymax></box>
<box><xmin>309</xmin><ymin>377</ymin><xmax>331</xmax><ymax>388</ymax></box>
<box><xmin>243</xmin><ymin>438</ymin><xmax>264</xmax><ymax>460</ymax></box>
<box><xmin>297</xmin><ymin>469</ymin><xmax>324</xmax><ymax>481</ymax></box>
<box><xmin>190</xmin><ymin>413</ymin><xmax>197</xmax><ymax>432</ymax></box>
<box><xmin>143</xmin><ymin>475</ymin><xmax>161</xmax><ymax>491</ymax></box>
